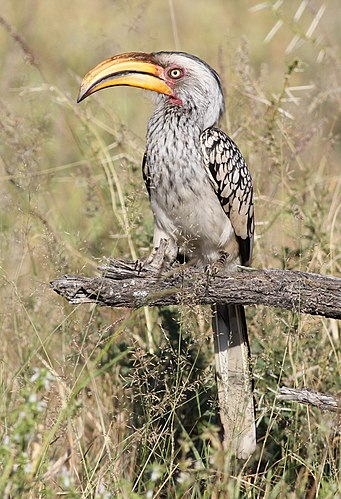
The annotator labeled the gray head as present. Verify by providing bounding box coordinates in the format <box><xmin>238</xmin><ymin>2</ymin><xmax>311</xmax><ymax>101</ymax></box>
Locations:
<box><xmin>78</xmin><ymin>50</ymin><xmax>225</xmax><ymax>128</ymax></box>
<box><xmin>151</xmin><ymin>51</ymin><xmax>225</xmax><ymax>127</ymax></box>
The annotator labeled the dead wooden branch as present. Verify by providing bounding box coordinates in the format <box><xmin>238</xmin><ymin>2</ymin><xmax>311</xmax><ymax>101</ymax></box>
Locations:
<box><xmin>279</xmin><ymin>386</ymin><xmax>341</xmax><ymax>413</ymax></box>
<box><xmin>50</xmin><ymin>258</ymin><xmax>341</xmax><ymax>319</ymax></box>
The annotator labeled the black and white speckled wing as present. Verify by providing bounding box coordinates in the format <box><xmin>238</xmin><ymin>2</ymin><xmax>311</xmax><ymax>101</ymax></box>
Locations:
<box><xmin>200</xmin><ymin>127</ymin><xmax>254</xmax><ymax>266</ymax></box>
<box><xmin>142</xmin><ymin>153</ymin><xmax>152</xmax><ymax>197</ymax></box>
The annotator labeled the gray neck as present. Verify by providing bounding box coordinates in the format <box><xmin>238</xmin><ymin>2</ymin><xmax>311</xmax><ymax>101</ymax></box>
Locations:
<box><xmin>147</xmin><ymin>102</ymin><xmax>205</xmax><ymax>157</ymax></box>
<box><xmin>145</xmin><ymin>102</ymin><xmax>208</xmax><ymax>199</ymax></box>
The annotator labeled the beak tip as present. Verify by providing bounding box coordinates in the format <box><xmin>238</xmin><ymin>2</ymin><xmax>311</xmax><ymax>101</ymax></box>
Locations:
<box><xmin>77</xmin><ymin>90</ymin><xmax>85</xmax><ymax>103</ymax></box>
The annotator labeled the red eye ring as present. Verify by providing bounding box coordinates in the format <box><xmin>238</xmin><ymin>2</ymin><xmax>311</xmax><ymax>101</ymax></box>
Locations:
<box><xmin>167</xmin><ymin>67</ymin><xmax>184</xmax><ymax>79</ymax></box>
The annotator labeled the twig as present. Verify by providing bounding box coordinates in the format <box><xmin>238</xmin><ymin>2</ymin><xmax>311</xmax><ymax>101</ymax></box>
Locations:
<box><xmin>279</xmin><ymin>386</ymin><xmax>341</xmax><ymax>413</ymax></box>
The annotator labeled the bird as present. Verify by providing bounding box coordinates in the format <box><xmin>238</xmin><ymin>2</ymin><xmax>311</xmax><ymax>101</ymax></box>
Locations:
<box><xmin>78</xmin><ymin>51</ymin><xmax>256</xmax><ymax>459</ymax></box>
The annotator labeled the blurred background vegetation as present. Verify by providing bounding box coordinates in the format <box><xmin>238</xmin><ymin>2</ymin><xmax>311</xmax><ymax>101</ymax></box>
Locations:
<box><xmin>0</xmin><ymin>0</ymin><xmax>340</xmax><ymax>496</ymax></box>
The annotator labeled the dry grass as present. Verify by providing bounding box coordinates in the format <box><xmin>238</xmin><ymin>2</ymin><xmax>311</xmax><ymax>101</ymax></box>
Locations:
<box><xmin>0</xmin><ymin>0</ymin><xmax>340</xmax><ymax>497</ymax></box>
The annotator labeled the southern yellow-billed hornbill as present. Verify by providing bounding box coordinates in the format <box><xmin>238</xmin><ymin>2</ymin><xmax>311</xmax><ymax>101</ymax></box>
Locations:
<box><xmin>78</xmin><ymin>51</ymin><xmax>256</xmax><ymax>459</ymax></box>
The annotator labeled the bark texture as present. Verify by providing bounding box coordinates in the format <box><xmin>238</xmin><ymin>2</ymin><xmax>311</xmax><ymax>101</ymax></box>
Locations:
<box><xmin>51</xmin><ymin>258</ymin><xmax>341</xmax><ymax>319</ymax></box>
<box><xmin>279</xmin><ymin>386</ymin><xmax>341</xmax><ymax>413</ymax></box>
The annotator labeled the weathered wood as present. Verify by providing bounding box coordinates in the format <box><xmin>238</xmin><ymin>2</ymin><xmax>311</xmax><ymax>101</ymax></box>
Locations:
<box><xmin>279</xmin><ymin>386</ymin><xmax>341</xmax><ymax>413</ymax></box>
<box><xmin>50</xmin><ymin>258</ymin><xmax>341</xmax><ymax>319</ymax></box>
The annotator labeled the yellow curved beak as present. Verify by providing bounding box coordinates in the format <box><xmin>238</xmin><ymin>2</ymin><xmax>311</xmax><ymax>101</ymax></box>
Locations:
<box><xmin>77</xmin><ymin>52</ymin><xmax>173</xmax><ymax>102</ymax></box>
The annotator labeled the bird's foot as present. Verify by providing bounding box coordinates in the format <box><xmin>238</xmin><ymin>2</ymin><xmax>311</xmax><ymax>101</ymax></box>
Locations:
<box><xmin>135</xmin><ymin>239</ymin><xmax>171</xmax><ymax>275</ymax></box>
<box><xmin>205</xmin><ymin>253</ymin><xmax>229</xmax><ymax>276</ymax></box>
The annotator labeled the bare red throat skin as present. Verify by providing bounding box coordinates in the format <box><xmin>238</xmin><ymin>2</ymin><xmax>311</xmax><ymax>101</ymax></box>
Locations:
<box><xmin>169</xmin><ymin>95</ymin><xmax>183</xmax><ymax>106</ymax></box>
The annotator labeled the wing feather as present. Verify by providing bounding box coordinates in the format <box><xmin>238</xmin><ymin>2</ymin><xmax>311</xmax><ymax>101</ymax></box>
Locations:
<box><xmin>200</xmin><ymin>127</ymin><xmax>254</xmax><ymax>266</ymax></box>
<box><xmin>142</xmin><ymin>153</ymin><xmax>151</xmax><ymax>197</ymax></box>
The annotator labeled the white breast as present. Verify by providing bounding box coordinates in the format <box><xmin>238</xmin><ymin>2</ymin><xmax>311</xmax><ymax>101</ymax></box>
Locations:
<box><xmin>146</xmin><ymin>106</ymin><xmax>238</xmax><ymax>266</ymax></box>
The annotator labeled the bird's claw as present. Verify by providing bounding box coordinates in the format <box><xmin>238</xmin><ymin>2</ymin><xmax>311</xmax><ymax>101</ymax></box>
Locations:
<box><xmin>135</xmin><ymin>239</ymin><xmax>170</xmax><ymax>275</ymax></box>
<box><xmin>205</xmin><ymin>253</ymin><xmax>228</xmax><ymax>276</ymax></box>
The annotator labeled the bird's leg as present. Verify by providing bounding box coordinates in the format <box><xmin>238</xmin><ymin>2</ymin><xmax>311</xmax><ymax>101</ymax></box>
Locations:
<box><xmin>205</xmin><ymin>252</ymin><xmax>230</xmax><ymax>276</ymax></box>
<box><xmin>213</xmin><ymin>252</ymin><xmax>228</xmax><ymax>271</ymax></box>
<box><xmin>145</xmin><ymin>239</ymin><xmax>169</xmax><ymax>269</ymax></box>
<box><xmin>135</xmin><ymin>238</ymin><xmax>178</xmax><ymax>274</ymax></box>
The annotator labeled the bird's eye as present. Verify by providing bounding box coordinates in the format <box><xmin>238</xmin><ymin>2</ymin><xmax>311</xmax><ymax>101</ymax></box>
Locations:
<box><xmin>168</xmin><ymin>67</ymin><xmax>183</xmax><ymax>79</ymax></box>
